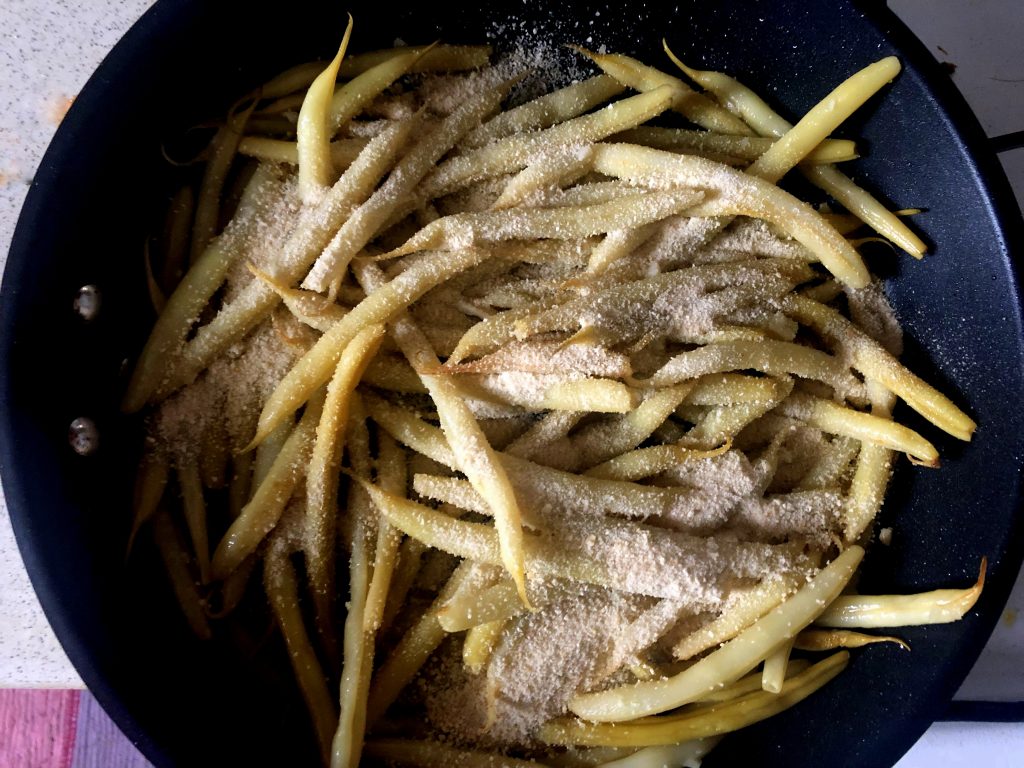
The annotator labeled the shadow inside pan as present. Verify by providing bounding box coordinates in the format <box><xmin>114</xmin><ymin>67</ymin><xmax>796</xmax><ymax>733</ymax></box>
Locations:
<box><xmin>2</xmin><ymin>1</ymin><xmax>1023</xmax><ymax>766</ymax></box>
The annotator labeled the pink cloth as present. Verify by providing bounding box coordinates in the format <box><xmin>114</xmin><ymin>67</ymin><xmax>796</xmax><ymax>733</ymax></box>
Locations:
<box><xmin>0</xmin><ymin>690</ymin><xmax>151</xmax><ymax>768</ymax></box>
<box><xmin>0</xmin><ymin>690</ymin><xmax>80</xmax><ymax>768</ymax></box>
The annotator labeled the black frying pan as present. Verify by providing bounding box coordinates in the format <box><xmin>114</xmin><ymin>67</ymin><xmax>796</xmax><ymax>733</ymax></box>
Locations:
<box><xmin>2</xmin><ymin>1</ymin><xmax>1023</xmax><ymax>766</ymax></box>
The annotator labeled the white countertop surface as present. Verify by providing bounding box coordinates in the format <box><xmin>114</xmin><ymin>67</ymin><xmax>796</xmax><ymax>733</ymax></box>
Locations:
<box><xmin>0</xmin><ymin>0</ymin><xmax>1022</xmax><ymax>764</ymax></box>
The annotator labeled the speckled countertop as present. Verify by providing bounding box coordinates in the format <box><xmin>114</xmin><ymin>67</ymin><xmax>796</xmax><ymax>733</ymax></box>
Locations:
<box><xmin>0</xmin><ymin>0</ymin><xmax>155</xmax><ymax>687</ymax></box>
<box><xmin>0</xmin><ymin>0</ymin><xmax>1022</xmax><ymax>764</ymax></box>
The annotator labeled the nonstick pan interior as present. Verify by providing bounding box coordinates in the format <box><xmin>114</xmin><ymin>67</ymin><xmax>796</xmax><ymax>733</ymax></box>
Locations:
<box><xmin>2</xmin><ymin>1</ymin><xmax>1023</xmax><ymax>766</ymax></box>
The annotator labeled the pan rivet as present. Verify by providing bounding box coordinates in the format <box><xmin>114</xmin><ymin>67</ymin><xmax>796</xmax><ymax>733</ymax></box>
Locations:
<box><xmin>69</xmin><ymin>417</ymin><xmax>99</xmax><ymax>456</ymax></box>
<box><xmin>73</xmin><ymin>285</ymin><xmax>101</xmax><ymax>321</ymax></box>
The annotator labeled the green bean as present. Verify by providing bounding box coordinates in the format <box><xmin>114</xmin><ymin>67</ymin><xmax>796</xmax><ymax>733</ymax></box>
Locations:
<box><xmin>211</xmin><ymin>391</ymin><xmax>324</xmax><ymax>579</ymax></box>
<box><xmin>156</xmin><ymin>121</ymin><xmax>415</xmax><ymax>399</ymax></box>
<box><xmin>177</xmin><ymin>461</ymin><xmax>210</xmax><ymax>584</ymax></box>
<box><xmin>190</xmin><ymin>98</ymin><xmax>258</xmax><ymax>264</ymax></box>
<box><xmin>152</xmin><ymin>508</ymin><xmax>211</xmax><ymax>640</ymax></box>
<box><xmin>265</xmin><ymin>533</ymin><xmax>337</xmax><ymax>766</ymax></box>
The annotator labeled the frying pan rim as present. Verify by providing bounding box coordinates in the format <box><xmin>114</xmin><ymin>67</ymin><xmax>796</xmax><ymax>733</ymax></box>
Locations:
<box><xmin>1</xmin><ymin>0</ymin><xmax>1022</xmax><ymax>766</ymax></box>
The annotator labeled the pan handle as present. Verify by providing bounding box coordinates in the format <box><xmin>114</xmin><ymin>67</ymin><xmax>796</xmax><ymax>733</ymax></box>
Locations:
<box><xmin>991</xmin><ymin>131</ymin><xmax>1024</xmax><ymax>154</ymax></box>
